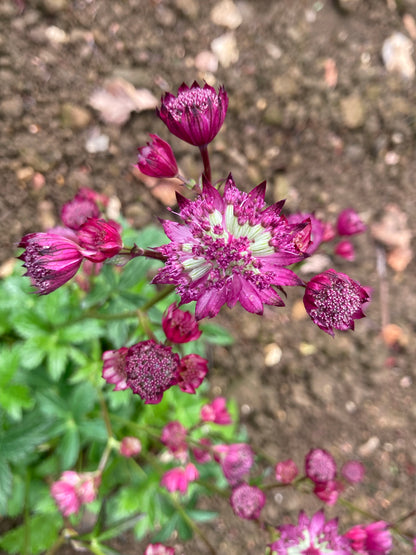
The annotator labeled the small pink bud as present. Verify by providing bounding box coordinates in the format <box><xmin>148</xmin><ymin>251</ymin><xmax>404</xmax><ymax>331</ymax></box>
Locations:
<box><xmin>334</xmin><ymin>239</ymin><xmax>355</xmax><ymax>261</ymax></box>
<box><xmin>177</xmin><ymin>354</ymin><xmax>208</xmax><ymax>394</ymax></box>
<box><xmin>221</xmin><ymin>443</ymin><xmax>254</xmax><ymax>486</ymax></box>
<box><xmin>161</xmin><ymin>421</ymin><xmax>187</xmax><ymax>460</ymax></box>
<box><xmin>200</xmin><ymin>397</ymin><xmax>231</xmax><ymax>425</ymax></box>
<box><xmin>50</xmin><ymin>471</ymin><xmax>100</xmax><ymax>517</ymax></box>
<box><xmin>341</xmin><ymin>460</ymin><xmax>365</xmax><ymax>484</ymax></box>
<box><xmin>337</xmin><ymin>208</ymin><xmax>366</xmax><ymax>236</ymax></box>
<box><xmin>61</xmin><ymin>193</ymin><xmax>100</xmax><ymax>230</ymax></box>
<box><xmin>78</xmin><ymin>218</ymin><xmax>122</xmax><ymax>263</ymax></box>
<box><xmin>161</xmin><ymin>463</ymin><xmax>199</xmax><ymax>494</ymax></box>
<box><xmin>120</xmin><ymin>436</ymin><xmax>142</xmax><ymax>458</ymax></box>
<box><xmin>275</xmin><ymin>459</ymin><xmax>299</xmax><ymax>484</ymax></box>
<box><xmin>313</xmin><ymin>479</ymin><xmax>343</xmax><ymax>505</ymax></box>
<box><xmin>137</xmin><ymin>134</ymin><xmax>178</xmax><ymax>178</ymax></box>
<box><xmin>144</xmin><ymin>544</ymin><xmax>175</xmax><ymax>555</ymax></box>
<box><xmin>162</xmin><ymin>304</ymin><xmax>201</xmax><ymax>344</ymax></box>
<box><xmin>192</xmin><ymin>438</ymin><xmax>212</xmax><ymax>464</ymax></box>
<box><xmin>230</xmin><ymin>483</ymin><xmax>265</xmax><ymax>520</ymax></box>
<box><xmin>305</xmin><ymin>448</ymin><xmax>336</xmax><ymax>484</ymax></box>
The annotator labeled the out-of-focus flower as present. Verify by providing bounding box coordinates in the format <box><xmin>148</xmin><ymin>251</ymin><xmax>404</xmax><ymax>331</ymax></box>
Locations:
<box><xmin>18</xmin><ymin>231</ymin><xmax>83</xmax><ymax>295</ymax></box>
<box><xmin>161</xmin><ymin>421</ymin><xmax>188</xmax><ymax>460</ymax></box>
<box><xmin>337</xmin><ymin>208</ymin><xmax>366</xmax><ymax>236</ymax></box>
<box><xmin>221</xmin><ymin>443</ymin><xmax>254</xmax><ymax>486</ymax></box>
<box><xmin>161</xmin><ymin>463</ymin><xmax>199</xmax><ymax>494</ymax></box>
<box><xmin>303</xmin><ymin>269</ymin><xmax>369</xmax><ymax>336</ymax></box>
<box><xmin>77</xmin><ymin>218</ymin><xmax>122</xmax><ymax>263</ymax></box>
<box><xmin>305</xmin><ymin>448</ymin><xmax>337</xmax><ymax>484</ymax></box>
<box><xmin>341</xmin><ymin>460</ymin><xmax>365</xmax><ymax>484</ymax></box>
<box><xmin>288</xmin><ymin>212</ymin><xmax>326</xmax><ymax>255</ymax></box>
<box><xmin>102</xmin><ymin>347</ymin><xmax>129</xmax><ymax>391</ymax></box>
<box><xmin>313</xmin><ymin>479</ymin><xmax>344</xmax><ymax>506</ymax></box>
<box><xmin>162</xmin><ymin>304</ymin><xmax>202</xmax><ymax>344</ymax></box>
<box><xmin>120</xmin><ymin>436</ymin><xmax>142</xmax><ymax>458</ymax></box>
<box><xmin>50</xmin><ymin>471</ymin><xmax>100</xmax><ymax>517</ymax></box>
<box><xmin>144</xmin><ymin>543</ymin><xmax>175</xmax><ymax>555</ymax></box>
<box><xmin>275</xmin><ymin>459</ymin><xmax>299</xmax><ymax>484</ymax></box>
<box><xmin>153</xmin><ymin>176</ymin><xmax>309</xmax><ymax>319</ymax></box>
<box><xmin>177</xmin><ymin>354</ymin><xmax>208</xmax><ymax>394</ymax></box>
<box><xmin>137</xmin><ymin>134</ymin><xmax>178</xmax><ymax>178</ymax></box>
<box><xmin>230</xmin><ymin>483</ymin><xmax>265</xmax><ymax>520</ymax></box>
<box><xmin>78</xmin><ymin>187</ymin><xmax>109</xmax><ymax>207</ymax></box>
<box><xmin>335</xmin><ymin>239</ymin><xmax>355</xmax><ymax>261</ymax></box>
<box><xmin>61</xmin><ymin>193</ymin><xmax>100</xmax><ymax>230</ymax></box>
<box><xmin>157</xmin><ymin>81</ymin><xmax>228</xmax><ymax>147</ymax></box>
<box><xmin>192</xmin><ymin>438</ymin><xmax>212</xmax><ymax>464</ymax></box>
<box><xmin>345</xmin><ymin>521</ymin><xmax>392</xmax><ymax>554</ymax></box>
<box><xmin>200</xmin><ymin>397</ymin><xmax>231</xmax><ymax>425</ymax></box>
<box><xmin>270</xmin><ymin>510</ymin><xmax>351</xmax><ymax>554</ymax></box>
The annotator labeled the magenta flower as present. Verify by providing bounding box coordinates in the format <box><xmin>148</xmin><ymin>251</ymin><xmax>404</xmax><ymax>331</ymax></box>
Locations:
<box><xmin>275</xmin><ymin>459</ymin><xmax>299</xmax><ymax>484</ymax></box>
<box><xmin>177</xmin><ymin>354</ymin><xmax>208</xmax><ymax>394</ymax></box>
<box><xmin>305</xmin><ymin>448</ymin><xmax>337</xmax><ymax>485</ymax></box>
<box><xmin>50</xmin><ymin>471</ymin><xmax>100</xmax><ymax>517</ymax></box>
<box><xmin>120</xmin><ymin>436</ymin><xmax>142</xmax><ymax>458</ymax></box>
<box><xmin>18</xmin><ymin>231</ymin><xmax>84</xmax><ymax>295</ymax></box>
<box><xmin>161</xmin><ymin>421</ymin><xmax>187</xmax><ymax>460</ymax></box>
<box><xmin>337</xmin><ymin>208</ymin><xmax>366</xmax><ymax>236</ymax></box>
<box><xmin>345</xmin><ymin>521</ymin><xmax>392</xmax><ymax>554</ymax></box>
<box><xmin>303</xmin><ymin>269</ymin><xmax>369</xmax><ymax>336</ymax></box>
<box><xmin>77</xmin><ymin>218</ymin><xmax>122</xmax><ymax>263</ymax></box>
<box><xmin>102</xmin><ymin>347</ymin><xmax>129</xmax><ymax>391</ymax></box>
<box><xmin>162</xmin><ymin>304</ymin><xmax>202</xmax><ymax>344</ymax></box>
<box><xmin>335</xmin><ymin>239</ymin><xmax>355</xmax><ymax>261</ymax></box>
<box><xmin>137</xmin><ymin>134</ymin><xmax>178</xmax><ymax>178</ymax></box>
<box><xmin>144</xmin><ymin>544</ymin><xmax>175</xmax><ymax>555</ymax></box>
<box><xmin>288</xmin><ymin>212</ymin><xmax>326</xmax><ymax>255</ymax></box>
<box><xmin>157</xmin><ymin>81</ymin><xmax>228</xmax><ymax>147</ymax></box>
<box><xmin>270</xmin><ymin>510</ymin><xmax>351</xmax><ymax>554</ymax></box>
<box><xmin>161</xmin><ymin>463</ymin><xmax>199</xmax><ymax>494</ymax></box>
<box><xmin>313</xmin><ymin>479</ymin><xmax>344</xmax><ymax>506</ymax></box>
<box><xmin>200</xmin><ymin>397</ymin><xmax>231</xmax><ymax>425</ymax></box>
<box><xmin>153</xmin><ymin>176</ymin><xmax>309</xmax><ymax>320</ymax></box>
<box><xmin>192</xmin><ymin>438</ymin><xmax>212</xmax><ymax>464</ymax></box>
<box><xmin>221</xmin><ymin>443</ymin><xmax>254</xmax><ymax>486</ymax></box>
<box><xmin>61</xmin><ymin>193</ymin><xmax>100</xmax><ymax>230</ymax></box>
<box><xmin>341</xmin><ymin>460</ymin><xmax>365</xmax><ymax>484</ymax></box>
<box><xmin>230</xmin><ymin>483</ymin><xmax>265</xmax><ymax>520</ymax></box>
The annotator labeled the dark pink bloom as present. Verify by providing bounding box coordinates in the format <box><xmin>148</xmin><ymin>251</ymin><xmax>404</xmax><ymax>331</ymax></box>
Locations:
<box><xmin>230</xmin><ymin>483</ymin><xmax>265</xmax><ymax>520</ymax></box>
<box><xmin>288</xmin><ymin>212</ymin><xmax>326</xmax><ymax>255</ymax></box>
<box><xmin>61</xmin><ymin>193</ymin><xmax>100</xmax><ymax>230</ymax></box>
<box><xmin>305</xmin><ymin>448</ymin><xmax>337</xmax><ymax>484</ymax></box>
<box><xmin>337</xmin><ymin>208</ymin><xmax>366</xmax><ymax>236</ymax></box>
<box><xmin>125</xmin><ymin>340</ymin><xmax>180</xmax><ymax>404</ymax></box>
<box><xmin>144</xmin><ymin>544</ymin><xmax>175</xmax><ymax>555</ymax></box>
<box><xmin>335</xmin><ymin>239</ymin><xmax>355</xmax><ymax>261</ymax></box>
<box><xmin>77</xmin><ymin>218</ymin><xmax>122</xmax><ymax>263</ymax></box>
<box><xmin>161</xmin><ymin>463</ymin><xmax>199</xmax><ymax>494</ymax></box>
<box><xmin>78</xmin><ymin>187</ymin><xmax>109</xmax><ymax>207</ymax></box>
<box><xmin>313</xmin><ymin>479</ymin><xmax>344</xmax><ymax>506</ymax></box>
<box><xmin>157</xmin><ymin>81</ymin><xmax>228</xmax><ymax>147</ymax></box>
<box><xmin>303</xmin><ymin>269</ymin><xmax>369</xmax><ymax>336</ymax></box>
<box><xmin>50</xmin><ymin>471</ymin><xmax>100</xmax><ymax>517</ymax></box>
<box><xmin>200</xmin><ymin>397</ymin><xmax>231</xmax><ymax>425</ymax></box>
<box><xmin>270</xmin><ymin>510</ymin><xmax>351</xmax><ymax>554</ymax></box>
<box><xmin>177</xmin><ymin>354</ymin><xmax>208</xmax><ymax>394</ymax></box>
<box><xmin>345</xmin><ymin>521</ymin><xmax>392</xmax><ymax>554</ymax></box>
<box><xmin>192</xmin><ymin>438</ymin><xmax>212</xmax><ymax>464</ymax></box>
<box><xmin>153</xmin><ymin>176</ymin><xmax>309</xmax><ymax>319</ymax></box>
<box><xmin>221</xmin><ymin>443</ymin><xmax>254</xmax><ymax>486</ymax></box>
<box><xmin>162</xmin><ymin>304</ymin><xmax>202</xmax><ymax>344</ymax></box>
<box><xmin>102</xmin><ymin>347</ymin><xmax>129</xmax><ymax>391</ymax></box>
<box><xmin>120</xmin><ymin>436</ymin><xmax>142</xmax><ymax>458</ymax></box>
<box><xmin>161</xmin><ymin>421</ymin><xmax>187</xmax><ymax>460</ymax></box>
<box><xmin>275</xmin><ymin>459</ymin><xmax>299</xmax><ymax>484</ymax></box>
<box><xmin>137</xmin><ymin>134</ymin><xmax>178</xmax><ymax>178</ymax></box>
<box><xmin>342</xmin><ymin>460</ymin><xmax>365</xmax><ymax>484</ymax></box>
<box><xmin>18</xmin><ymin>232</ymin><xmax>83</xmax><ymax>295</ymax></box>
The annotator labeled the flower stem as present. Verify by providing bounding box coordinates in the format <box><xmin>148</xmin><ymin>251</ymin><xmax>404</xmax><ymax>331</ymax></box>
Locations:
<box><xmin>199</xmin><ymin>145</ymin><xmax>211</xmax><ymax>182</ymax></box>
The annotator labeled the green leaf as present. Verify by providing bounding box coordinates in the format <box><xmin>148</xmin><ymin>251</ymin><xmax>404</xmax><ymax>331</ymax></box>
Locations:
<box><xmin>0</xmin><ymin>412</ymin><xmax>52</xmax><ymax>463</ymax></box>
<box><xmin>12</xmin><ymin>312</ymin><xmax>48</xmax><ymax>339</ymax></box>
<box><xmin>0</xmin><ymin>457</ymin><xmax>12</xmax><ymax>515</ymax></box>
<box><xmin>57</xmin><ymin>424</ymin><xmax>80</xmax><ymax>468</ymax></box>
<box><xmin>119</xmin><ymin>257</ymin><xmax>149</xmax><ymax>289</ymax></box>
<box><xmin>78</xmin><ymin>419</ymin><xmax>107</xmax><ymax>443</ymax></box>
<box><xmin>0</xmin><ymin>384</ymin><xmax>33</xmax><ymax>420</ymax></box>
<box><xmin>68</xmin><ymin>383</ymin><xmax>96</xmax><ymax>419</ymax></box>
<box><xmin>59</xmin><ymin>320</ymin><xmax>103</xmax><ymax>344</ymax></box>
<box><xmin>95</xmin><ymin>514</ymin><xmax>144</xmax><ymax>543</ymax></box>
<box><xmin>6</xmin><ymin>473</ymin><xmax>25</xmax><ymax>517</ymax></box>
<box><xmin>0</xmin><ymin>345</ymin><xmax>20</xmax><ymax>386</ymax></box>
<box><xmin>19</xmin><ymin>336</ymin><xmax>49</xmax><ymax>369</ymax></box>
<box><xmin>47</xmin><ymin>345</ymin><xmax>68</xmax><ymax>381</ymax></box>
<box><xmin>0</xmin><ymin>513</ymin><xmax>62</xmax><ymax>555</ymax></box>
<box><xmin>186</xmin><ymin>509</ymin><xmax>217</xmax><ymax>522</ymax></box>
<box><xmin>200</xmin><ymin>322</ymin><xmax>234</xmax><ymax>346</ymax></box>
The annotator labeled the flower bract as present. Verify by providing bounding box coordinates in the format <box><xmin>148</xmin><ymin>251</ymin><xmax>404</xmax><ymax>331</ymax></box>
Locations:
<box><xmin>137</xmin><ymin>134</ymin><xmax>178</xmax><ymax>178</ymax></box>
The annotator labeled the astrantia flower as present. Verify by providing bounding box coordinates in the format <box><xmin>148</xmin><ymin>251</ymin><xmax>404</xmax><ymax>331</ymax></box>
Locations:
<box><xmin>157</xmin><ymin>81</ymin><xmax>228</xmax><ymax>147</ymax></box>
<box><xmin>61</xmin><ymin>193</ymin><xmax>100</xmax><ymax>230</ymax></box>
<box><xmin>161</xmin><ymin>421</ymin><xmax>188</xmax><ymax>459</ymax></box>
<box><xmin>337</xmin><ymin>208</ymin><xmax>366</xmax><ymax>236</ymax></box>
<box><xmin>341</xmin><ymin>460</ymin><xmax>365</xmax><ymax>484</ymax></box>
<box><xmin>153</xmin><ymin>176</ymin><xmax>310</xmax><ymax>320</ymax></box>
<box><xmin>144</xmin><ymin>544</ymin><xmax>175</xmax><ymax>555</ymax></box>
<box><xmin>102</xmin><ymin>347</ymin><xmax>129</xmax><ymax>391</ymax></box>
<box><xmin>288</xmin><ymin>212</ymin><xmax>326</xmax><ymax>255</ymax></box>
<box><xmin>162</xmin><ymin>304</ymin><xmax>202</xmax><ymax>343</ymax></box>
<box><xmin>345</xmin><ymin>521</ymin><xmax>392</xmax><ymax>554</ymax></box>
<box><xmin>230</xmin><ymin>483</ymin><xmax>265</xmax><ymax>520</ymax></box>
<box><xmin>334</xmin><ymin>240</ymin><xmax>355</xmax><ymax>262</ymax></box>
<box><xmin>270</xmin><ymin>510</ymin><xmax>351</xmax><ymax>554</ymax></box>
<box><xmin>137</xmin><ymin>134</ymin><xmax>178</xmax><ymax>178</ymax></box>
<box><xmin>303</xmin><ymin>269</ymin><xmax>369</xmax><ymax>336</ymax></box>
<box><xmin>50</xmin><ymin>471</ymin><xmax>100</xmax><ymax>517</ymax></box>
<box><xmin>192</xmin><ymin>438</ymin><xmax>212</xmax><ymax>464</ymax></box>
<box><xmin>161</xmin><ymin>463</ymin><xmax>199</xmax><ymax>494</ymax></box>
<box><xmin>221</xmin><ymin>443</ymin><xmax>254</xmax><ymax>486</ymax></box>
<box><xmin>18</xmin><ymin>231</ymin><xmax>83</xmax><ymax>294</ymax></box>
<box><xmin>177</xmin><ymin>353</ymin><xmax>208</xmax><ymax>393</ymax></box>
<box><xmin>77</xmin><ymin>218</ymin><xmax>122</xmax><ymax>263</ymax></box>
<box><xmin>200</xmin><ymin>397</ymin><xmax>231</xmax><ymax>425</ymax></box>
<box><xmin>313</xmin><ymin>479</ymin><xmax>344</xmax><ymax>506</ymax></box>
<box><xmin>120</xmin><ymin>436</ymin><xmax>142</xmax><ymax>458</ymax></box>
<box><xmin>275</xmin><ymin>459</ymin><xmax>299</xmax><ymax>484</ymax></box>
<box><xmin>305</xmin><ymin>448</ymin><xmax>337</xmax><ymax>484</ymax></box>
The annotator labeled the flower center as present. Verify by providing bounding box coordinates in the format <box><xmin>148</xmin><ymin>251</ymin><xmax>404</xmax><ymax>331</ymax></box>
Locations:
<box><xmin>167</xmin><ymin>89</ymin><xmax>216</xmax><ymax>120</ymax></box>
<box><xmin>310</xmin><ymin>280</ymin><xmax>362</xmax><ymax>329</ymax></box>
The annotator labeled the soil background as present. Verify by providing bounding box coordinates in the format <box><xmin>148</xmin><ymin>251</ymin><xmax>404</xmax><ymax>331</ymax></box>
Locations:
<box><xmin>1</xmin><ymin>0</ymin><xmax>416</xmax><ymax>553</ymax></box>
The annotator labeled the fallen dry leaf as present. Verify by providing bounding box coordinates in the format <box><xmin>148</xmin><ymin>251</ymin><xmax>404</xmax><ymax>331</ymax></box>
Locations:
<box><xmin>324</xmin><ymin>58</ymin><xmax>338</xmax><ymax>88</ymax></box>
<box><xmin>371</xmin><ymin>205</ymin><xmax>413</xmax><ymax>271</ymax></box>
<box><xmin>381</xmin><ymin>323</ymin><xmax>408</xmax><ymax>348</ymax></box>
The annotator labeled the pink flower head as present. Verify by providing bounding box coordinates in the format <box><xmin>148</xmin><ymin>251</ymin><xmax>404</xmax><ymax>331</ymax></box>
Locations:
<box><xmin>335</xmin><ymin>239</ymin><xmax>355</xmax><ymax>261</ymax></box>
<box><xmin>345</xmin><ymin>521</ymin><xmax>392</xmax><ymax>554</ymax></box>
<box><xmin>157</xmin><ymin>81</ymin><xmax>228</xmax><ymax>147</ymax></box>
<box><xmin>50</xmin><ymin>471</ymin><xmax>100</xmax><ymax>517</ymax></box>
<box><xmin>161</xmin><ymin>463</ymin><xmax>199</xmax><ymax>494</ymax></box>
<box><xmin>305</xmin><ymin>448</ymin><xmax>337</xmax><ymax>484</ymax></box>
<box><xmin>337</xmin><ymin>208</ymin><xmax>366</xmax><ymax>236</ymax></box>
<box><xmin>137</xmin><ymin>134</ymin><xmax>178</xmax><ymax>178</ymax></box>
<box><xmin>144</xmin><ymin>544</ymin><xmax>175</xmax><ymax>555</ymax></box>
<box><xmin>288</xmin><ymin>212</ymin><xmax>326</xmax><ymax>255</ymax></box>
<box><xmin>61</xmin><ymin>193</ymin><xmax>100</xmax><ymax>230</ymax></box>
<box><xmin>230</xmin><ymin>483</ymin><xmax>265</xmax><ymax>520</ymax></box>
<box><xmin>341</xmin><ymin>460</ymin><xmax>365</xmax><ymax>484</ymax></box>
<box><xmin>221</xmin><ymin>443</ymin><xmax>254</xmax><ymax>486</ymax></box>
<box><xmin>77</xmin><ymin>218</ymin><xmax>122</xmax><ymax>263</ymax></box>
<box><xmin>270</xmin><ymin>510</ymin><xmax>351</xmax><ymax>554</ymax></box>
<box><xmin>125</xmin><ymin>340</ymin><xmax>180</xmax><ymax>404</ymax></box>
<box><xmin>275</xmin><ymin>459</ymin><xmax>299</xmax><ymax>484</ymax></box>
<box><xmin>120</xmin><ymin>436</ymin><xmax>142</xmax><ymax>458</ymax></box>
<box><xmin>192</xmin><ymin>438</ymin><xmax>212</xmax><ymax>464</ymax></box>
<box><xmin>77</xmin><ymin>187</ymin><xmax>109</xmax><ymax>207</ymax></box>
<box><xmin>153</xmin><ymin>176</ymin><xmax>309</xmax><ymax>320</ymax></box>
<box><xmin>161</xmin><ymin>421</ymin><xmax>188</xmax><ymax>459</ymax></box>
<box><xmin>102</xmin><ymin>347</ymin><xmax>129</xmax><ymax>391</ymax></box>
<box><xmin>303</xmin><ymin>269</ymin><xmax>369</xmax><ymax>336</ymax></box>
<box><xmin>162</xmin><ymin>304</ymin><xmax>202</xmax><ymax>344</ymax></box>
<box><xmin>18</xmin><ymin>232</ymin><xmax>83</xmax><ymax>295</ymax></box>
<box><xmin>177</xmin><ymin>354</ymin><xmax>208</xmax><ymax>394</ymax></box>
<box><xmin>313</xmin><ymin>479</ymin><xmax>344</xmax><ymax>506</ymax></box>
<box><xmin>200</xmin><ymin>397</ymin><xmax>231</xmax><ymax>425</ymax></box>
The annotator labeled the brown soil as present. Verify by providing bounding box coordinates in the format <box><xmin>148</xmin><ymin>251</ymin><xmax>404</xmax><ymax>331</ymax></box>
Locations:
<box><xmin>1</xmin><ymin>0</ymin><xmax>415</xmax><ymax>553</ymax></box>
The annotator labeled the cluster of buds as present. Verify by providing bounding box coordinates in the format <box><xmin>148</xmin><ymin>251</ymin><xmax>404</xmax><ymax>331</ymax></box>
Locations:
<box><xmin>50</xmin><ymin>470</ymin><xmax>100</xmax><ymax>517</ymax></box>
